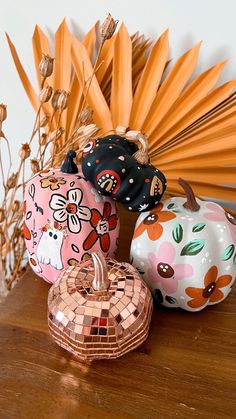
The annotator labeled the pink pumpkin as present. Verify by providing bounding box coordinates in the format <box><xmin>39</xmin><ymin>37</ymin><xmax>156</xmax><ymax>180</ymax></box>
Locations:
<box><xmin>24</xmin><ymin>151</ymin><xmax>120</xmax><ymax>283</ymax></box>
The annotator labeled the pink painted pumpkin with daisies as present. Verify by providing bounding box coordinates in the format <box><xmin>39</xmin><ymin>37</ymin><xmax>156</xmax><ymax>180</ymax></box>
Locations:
<box><xmin>24</xmin><ymin>151</ymin><xmax>119</xmax><ymax>283</ymax></box>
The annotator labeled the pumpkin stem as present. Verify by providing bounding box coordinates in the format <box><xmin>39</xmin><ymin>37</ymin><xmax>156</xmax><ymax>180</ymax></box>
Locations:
<box><xmin>178</xmin><ymin>178</ymin><xmax>200</xmax><ymax>212</ymax></box>
<box><xmin>61</xmin><ymin>150</ymin><xmax>78</xmax><ymax>174</ymax></box>
<box><xmin>91</xmin><ymin>251</ymin><xmax>110</xmax><ymax>292</ymax></box>
<box><xmin>124</xmin><ymin>130</ymin><xmax>149</xmax><ymax>165</ymax></box>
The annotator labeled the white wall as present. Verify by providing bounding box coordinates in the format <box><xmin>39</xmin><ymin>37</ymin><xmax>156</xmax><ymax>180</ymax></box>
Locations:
<box><xmin>0</xmin><ymin>0</ymin><xmax>235</xmax><ymax>206</ymax></box>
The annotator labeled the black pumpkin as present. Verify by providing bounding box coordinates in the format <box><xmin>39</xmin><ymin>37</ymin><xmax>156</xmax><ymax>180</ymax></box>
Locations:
<box><xmin>81</xmin><ymin>134</ymin><xmax>166</xmax><ymax>212</ymax></box>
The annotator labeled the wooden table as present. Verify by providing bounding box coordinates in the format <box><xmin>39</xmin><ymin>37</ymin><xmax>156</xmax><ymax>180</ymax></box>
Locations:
<box><xmin>0</xmin><ymin>208</ymin><xmax>236</xmax><ymax>418</ymax></box>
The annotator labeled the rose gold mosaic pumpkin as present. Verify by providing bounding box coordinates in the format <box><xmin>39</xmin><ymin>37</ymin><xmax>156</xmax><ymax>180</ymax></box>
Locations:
<box><xmin>47</xmin><ymin>252</ymin><xmax>153</xmax><ymax>361</ymax></box>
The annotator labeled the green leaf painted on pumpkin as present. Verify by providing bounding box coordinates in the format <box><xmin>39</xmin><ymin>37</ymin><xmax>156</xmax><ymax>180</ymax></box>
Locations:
<box><xmin>167</xmin><ymin>203</ymin><xmax>181</xmax><ymax>213</ymax></box>
<box><xmin>233</xmin><ymin>253</ymin><xmax>236</xmax><ymax>267</ymax></box>
<box><xmin>167</xmin><ymin>203</ymin><xmax>177</xmax><ymax>210</ymax></box>
<box><xmin>172</xmin><ymin>223</ymin><xmax>183</xmax><ymax>243</ymax></box>
<box><xmin>222</xmin><ymin>244</ymin><xmax>235</xmax><ymax>261</ymax></box>
<box><xmin>180</xmin><ymin>239</ymin><xmax>205</xmax><ymax>256</ymax></box>
<box><xmin>165</xmin><ymin>296</ymin><xmax>178</xmax><ymax>304</ymax></box>
<box><xmin>192</xmin><ymin>223</ymin><xmax>206</xmax><ymax>233</ymax></box>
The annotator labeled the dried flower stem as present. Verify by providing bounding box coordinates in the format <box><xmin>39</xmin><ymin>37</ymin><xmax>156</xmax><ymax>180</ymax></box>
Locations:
<box><xmin>0</xmin><ymin>17</ymin><xmax>119</xmax><ymax>293</ymax></box>
<box><xmin>0</xmin><ymin>145</ymin><xmax>5</xmax><ymax>188</ymax></box>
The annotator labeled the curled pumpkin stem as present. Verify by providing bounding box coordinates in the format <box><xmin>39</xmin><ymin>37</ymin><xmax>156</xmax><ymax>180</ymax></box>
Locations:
<box><xmin>132</xmin><ymin>133</ymin><xmax>149</xmax><ymax>165</ymax></box>
<box><xmin>117</xmin><ymin>127</ymin><xmax>149</xmax><ymax>165</ymax></box>
<box><xmin>178</xmin><ymin>178</ymin><xmax>200</xmax><ymax>212</ymax></box>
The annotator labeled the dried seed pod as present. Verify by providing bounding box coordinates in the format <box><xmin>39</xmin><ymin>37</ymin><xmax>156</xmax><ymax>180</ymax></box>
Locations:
<box><xmin>48</xmin><ymin>128</ymin><xmax>65</xmax><ymax>142</ymax></box>
<box><xmin>39</xmin><ymin>114</ymin><xmax>49</xmax><ymax>128</ymax></box>
<box><xmin>52</xmin><ymin>90</ymin><xmax>70</xmax><ymax>111</ymax></box>
<box><xmin>101</xmin><ymin>13</ymin><xmax>118</xmax><ymax>41</ymax></box>
<box><xmin>35</xmin><ymin>114</ymin><xmax>49</xmax><ymax>131</ymax></box>
<box><xmin>79</xmin><ymin>108</ymin><xmax>93</xmax><ymax>126</ymax></box>
<box><xmin>0</xmin><ymin>208</ymin><xmax>5</xmax><ymax>222</ymax></box>
<box><xmin>72</xmin><ymin>122</ymin><xmax>98</xmax><ymax>140</ymax></box>
<box><xmin>31</xmin><ymin>159</ymin><xmax>40</xmax><ymax>174</ymax></box>
<box><xmin>78</xmin><ymin>124</ymin><xmax>100</xmax><ymax>150</ymax></box>
<box><xmin>58</xmin><ymin>90</ymin><xmax>70</xmax><ymax>111</ymax></box>
<box><xmin>39</xmin><ymin>86</ymin><xmax>53</xmax><ymax>103</ymax></box>
<box><xmin>39</xmin><ymin>54</ymin><xmax>54</xmax><ymax>78</ymax></box>
<box><xmin>80</xmin><ymin>124</ymin><xmax>99</xmax><ymax>138</ymax></box>
<box><xmin>18</xmin><ymin>143</ymin><xmax>31</xmax><ymax>160</ymax></box>
<box><xmin>6</xmin><ymin>173</ymin><xmax>17</xmax><ymax>189</ymax></box>
<box><xmin>0</xmin><ymin>227</ymin><xmax>5</xmax><ymax>246</ymax></box>
<box><xmin>0</xmin><ymin>104</ymin><xmax>7</xmax><ymax>123</ymax></box>
<box><xmin>51</xmin><ymin>90</ymin><xmax>62</xmax><ymax>110</ymax></box>
<box><xmin>12</xmin><ymin>200</ymin><xmax>20</xmax><ymax>213</ymax></box>
<box><xmin>39</xmin><ymin>133</ymin><xmax>48</xmax><ymax>146</ymax></box>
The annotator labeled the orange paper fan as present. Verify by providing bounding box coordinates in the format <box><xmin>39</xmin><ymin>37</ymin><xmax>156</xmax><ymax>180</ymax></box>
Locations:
<box><xmin>6</xmin><ymin>19</ymin><xmax>236</xmax><ymax>209</ymax></box>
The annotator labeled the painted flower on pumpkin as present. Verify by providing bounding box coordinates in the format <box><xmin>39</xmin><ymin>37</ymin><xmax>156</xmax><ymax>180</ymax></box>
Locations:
<box><xmin>186</xmin><ymin>265</ymin><xmax>232</xmax><ymax>309</ymax></box>
<box><xmin>49</xmin><ymin>188</ymin><xmax>91</xmax><ymax>233</ymax></box>
<box><xmin>27</xmin><ymin>251</ymin><xmax>42</xmax><ymax>273</ymax></box>
<box><xmin>40</xmin><ymin>176</ymin><xmax>66</xmax><ymax>191</ymax></box>
<box><xmin>148</xmin><ymin>242</ymin><xmax>193</xmax><ymax>294</ymax></box>
<box><xmin>83</xmin><ymin>202</ymin><xmax>118</xmax><ymax>252</ymax></box>
<box><xmin>133</xmin><ymin>203</ymin><xmax>176</xmax><ymax>241</ymax></box>
<box><xmin>204</xmin><ymin>202</ymin><xmax>236</xmax><ymax>243</ymax></box>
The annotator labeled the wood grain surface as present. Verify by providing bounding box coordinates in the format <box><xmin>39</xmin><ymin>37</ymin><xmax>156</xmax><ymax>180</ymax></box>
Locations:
<box><xmin>0</xmin><ymin>206</ymin><xmax>235</xmax><ymax>419</ymax></box>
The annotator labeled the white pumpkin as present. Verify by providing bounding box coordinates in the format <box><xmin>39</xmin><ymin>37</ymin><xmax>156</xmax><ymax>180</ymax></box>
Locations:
<box><xmin>130</xmin><ymin>179</ymin><xmax>236</xmax><ymax>311</ymax></box>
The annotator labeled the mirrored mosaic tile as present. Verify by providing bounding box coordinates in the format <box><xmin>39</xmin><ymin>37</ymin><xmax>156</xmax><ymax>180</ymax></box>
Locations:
<box><xmin>48</xmin><ymin>256</ymin><xmax>153</xmax><ymax>361</ymax></box>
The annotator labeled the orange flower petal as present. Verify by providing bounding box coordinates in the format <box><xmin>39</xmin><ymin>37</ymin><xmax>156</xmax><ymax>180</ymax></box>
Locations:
<box><xmin>185</xmin><ymin>287</ymin><xmax>204</xmax><ymax>299</ymax></box>
<box><xmin>133</xmin><ymin>221</ymin><xmax>146</xmax><ymax>239</ymax></box>
<box><xmin>216</xmin><ymin>274</ymin><xmax>232</xmax><ymax>288</ymax></box>
<box><xmin>50</xmin><ymin>183</ymin><xmax>60</xmax><ymax>190</ymax></box>
<box><xmin>40</xmin><ymin>179</ymin><xmax>48</xmax><ymax>188</ymax></box>
<box><xmin>204</xmin><ymin>265</ymin><xmax>218</xmax><ymax>287</ymax></box>
<box><xmin>209</xmin><ymin>288</ymin><xmax>224</xmax><ymax>303</ymax></box>
<box><xmin>187</xmin><ymin>296</ymin><xmax>207</xmax><ymax>309</ymax></box>
<box><xmin>158</xmin><ymin>210</ymin><xmax>176</xmax><ymax>223</ymax></box>
<box><xmin>147</xmin><ymin>223</ymin><xmax>163</xmax><ymax>241</ymax></box>
<box><xmin>23</xmin><ymin>222</ymin><xmax>31</xmax><ymax>240</ymax></box>
<box><xmin>152</xmin><ymin>203</ymin><xmax>163</xmax><ymax>213</ymax></box>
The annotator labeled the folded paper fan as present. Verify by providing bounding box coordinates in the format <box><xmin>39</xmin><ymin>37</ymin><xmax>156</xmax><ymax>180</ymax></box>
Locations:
<box><xmin>6</xmin><ymin>17</ymin><xmax>236</xmax><ymax>210</ymax></box>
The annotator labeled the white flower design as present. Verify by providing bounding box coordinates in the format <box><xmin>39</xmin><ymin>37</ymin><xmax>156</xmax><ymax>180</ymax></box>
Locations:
<box><xmin>49</xmin><ymin>188</ymin><xmax>91</xmax><ymax>233</ymax></box>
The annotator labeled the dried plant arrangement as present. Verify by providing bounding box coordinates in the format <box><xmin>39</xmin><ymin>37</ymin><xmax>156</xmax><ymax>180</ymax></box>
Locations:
<box><xmin>0</xmin><ymin>62</ymin><xmax>74</xmax><ymax>297</ymax></box>
<box><xmin>1</xmin><ymin>14</ymin><xmax>236</xmax><ymax>296</ymax></box>
<box><xmin>0</xmin><ymin>15</ymin><xmax>117</xmax><ymax>297</ymax></box>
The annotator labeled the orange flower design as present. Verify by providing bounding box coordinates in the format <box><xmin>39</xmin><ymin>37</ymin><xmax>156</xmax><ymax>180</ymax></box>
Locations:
<box><xmin>133</xmin><ymin>203</ymin><xmax>176</xmax><ymax>241</ymax></box>
<box><xmin>40</xmin><ymin>176</ymin><xmax>66</xmax><ymax>191</ymax></box>
<box><xmin>186</xmin><ymin>266</ymin><xmax>232</xmax><ymax>309</ymax></box>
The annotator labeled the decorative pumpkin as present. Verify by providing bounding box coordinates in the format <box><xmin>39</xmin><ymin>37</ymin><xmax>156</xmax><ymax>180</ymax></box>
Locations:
<box><xmin>24</xmin><ymin>151</ymin><xmax>119</xmax><ymax>283</ymax></box>
<box><xmin>130</xmin><ymin>178</ymin><xmax>236</xmax><ymax>311</ymax></box>
<box><xmin>48</xmin><ymin>251</ymin><xmax>153</xmax><ymax>361</ymax></box>
<box><xmin>82</xmin><ymin>132</ymin><xmax>166</xmax><ymax>212</ymax></box>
